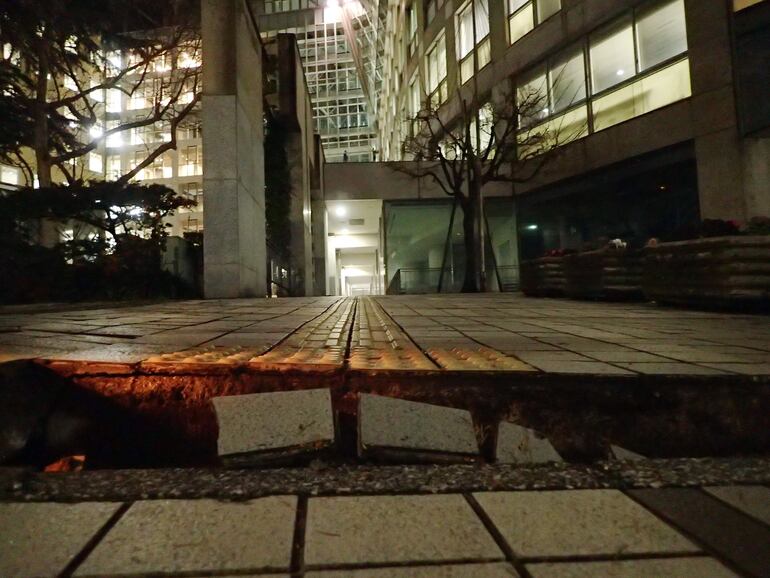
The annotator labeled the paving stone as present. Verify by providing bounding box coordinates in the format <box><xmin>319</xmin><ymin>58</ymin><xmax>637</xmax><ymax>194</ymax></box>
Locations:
<box><xmin>358</xmin><ymin>394</ymin><xmax>479</xmax><ymax>462</ymax></box>
<box><xmin>306</xmin><ymin>562</ymin><xmax>519</xmax><ymax>577</ymax></box>
<box><xmin>526</xmin><ymin>557</ymin><xmax>738</xmax><ymax>578</ymax></box>
<box><xmin>213</xmin><ymin>389</ymin><xmax>334</xmax><ymax>466</ymax></box>
<box><xmin>0</xmin><ymin>501</ymin><xmax>121</xmax><ymax>577</ymax></box>
<box><xmin>52</xmin><ymin>343</ymin><xmax>171</xmax><ymax>363</ymax></box>
<box><xmin>75</xmin><ymin>497</ymin><xmax>296</xmax><ymax>575</ymax></box>
<box><xmin>613</xmin><ymin>362</ymin><xmax>729</xmax><ymax>375</ymax></box>
<box><xmin>304</xmin><ymin>494</ymin><xmax>503</xmax><ymax>566</ymax></box>
<box><xmin>473</xmin><ymin>490</ymin><xmax>699</xmax><ymax>558</ymax></box>
<box><xmin>628</xmin><ymin>488</ymin><xmax>770</xmax><ymax>578</ymax></box>
<box><xmin>496</xmin><ymin>422</ymin><xmax>562</xmax><ymax>464</ymax></box>
<box><xmin>521</xmin><ymin>360</ymin><xmax>635</xmax><ymax>375</ymax></box>
<box><xmin>704</xmin><ymin>486</ymin><xmax>770</xmax><ymax>525</ymax></box>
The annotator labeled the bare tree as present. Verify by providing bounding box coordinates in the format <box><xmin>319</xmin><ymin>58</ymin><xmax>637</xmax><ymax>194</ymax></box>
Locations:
<box><xmin>0</xmin><ymin>0</ymin><xmax>201</xmax><ymax>189</ymax></box>
<box><xmin>395</xmin><ymin>81</ymin><xmax>585</xmax><ymax>292</ymax></box>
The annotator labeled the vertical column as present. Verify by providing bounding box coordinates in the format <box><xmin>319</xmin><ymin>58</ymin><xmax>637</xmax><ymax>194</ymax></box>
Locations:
<box><xmin>685</xmin><ymin>0</ymin><xmax>747</xmax><ymax>221</ymax></box>
<box><xmin>202</xmin><ymin>0</ymin><xmax>267</xmax><ymax>298</ymax></box>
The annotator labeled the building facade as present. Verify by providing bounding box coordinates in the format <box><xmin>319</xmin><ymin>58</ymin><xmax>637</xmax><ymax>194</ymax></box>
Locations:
<box><xmin>316</xmin><ymin>0</ymin><xmax>769</xmax><ymax>295</ymax></box>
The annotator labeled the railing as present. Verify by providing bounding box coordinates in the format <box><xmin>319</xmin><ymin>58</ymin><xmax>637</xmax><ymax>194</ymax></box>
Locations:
<box><xmin>496</xmin><ymin>265</ymin><xmax>521</xmax><ymax>292</ymax></box>
<box><xmin>386</xmin><ymin>267</ymin><xmax>463</xmax><ymax>295</ymax></box>
<box><xmin>387</xmin><ymin>265</ymin><xmax>521</xmax><ymax>295</ymax></box>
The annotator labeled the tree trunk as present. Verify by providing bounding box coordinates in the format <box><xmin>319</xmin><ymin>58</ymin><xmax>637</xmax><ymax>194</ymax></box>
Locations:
<box><xmin>34</xmin><ymin>38</ymin><xmax>58</xmax><ymax>247</ymax></box>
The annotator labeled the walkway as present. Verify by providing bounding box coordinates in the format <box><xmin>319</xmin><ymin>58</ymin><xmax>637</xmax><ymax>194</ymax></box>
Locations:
<box><xmin>1</xmin><ymin>295</ymin><xmax>768</xmax><ymax>375</ymax></box>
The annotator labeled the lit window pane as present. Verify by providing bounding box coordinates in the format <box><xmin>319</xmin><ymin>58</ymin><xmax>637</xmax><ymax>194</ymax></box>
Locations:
<box><xmin>590</xmin><ymin>18</ymin><xmax>636</xmax><ymax>93</ymax></box>
<box><xmin>537</xmin><ymin>0</ymin><xmax>560</xmax><ymax>22</ymax></box>
<box><xmin>636</xmin><ymin>0</ymin><xmax>688</xmax><ymax>71</ymax></box>
<box><xmin>509</xmin><ymin>0</ymin><xmax>529</xmax><ymax>13</ymax></box>
<box><xmin>457</xmin><ymin>4</ymin><xmax>475</xmax><ymax>58</ymax></box>
<box><xmin>509</xmin><ymin>4</ymin><xmax>534</xmax><ymax>44</ymax></box>
<box><xmin>478</xmin><ymin>38</ymin><xmax>491</xmax><ymax>69</ymax></box>
<box><xmin>592</xmin><ymin>58</ymin><xmax>691</xmax><ymax>130</ymax></box>
<box><xmin>1</xmin><ymin>165</ymin><xmax>19</xmax><ymax>185</ymax></box>
<box><xmin>517</xmin><ymin>67</ymin><xmax>549</xmax><ymax>125</ymax></box>
<box><xmin>460</xmin><ymin>56</ymin><xmax>474</xmax><ymax>84</ymax></box>
<box><xmin>550</xmin><ymin>48</ymin><xmax>586</xmax><ymax>112</ymax></box>
<box><xmin>474</xmin><ymin>0</ymin><xmax>490</xmax><ymax>40</ymax></box>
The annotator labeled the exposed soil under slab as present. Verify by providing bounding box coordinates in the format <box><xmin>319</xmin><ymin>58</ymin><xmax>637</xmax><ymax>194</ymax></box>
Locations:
<box><xmin>3</xmin><ymin>359</ymin><xmax>769</xmax><ymax>470</ymax></box>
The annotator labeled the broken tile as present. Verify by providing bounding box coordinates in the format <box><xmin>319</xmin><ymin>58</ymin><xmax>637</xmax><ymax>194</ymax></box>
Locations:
<box><xmin>358</xmin><ymin>394</ymin><xmax>479</xmax><ymax>462</ymax></box>
<box><xmin>496</xmin><ymin>422</ymin><xmax>562</xmax><ymax>464</ymax></box>
<box><xmin>213</xmin><ymin>388</ymin><xmax>335</xmax><ymax>466</ymax></box>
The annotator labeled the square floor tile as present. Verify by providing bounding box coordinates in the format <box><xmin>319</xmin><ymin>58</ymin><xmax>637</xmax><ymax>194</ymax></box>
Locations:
<box><xmin>473</xmin><ymin>490</ymin><xmax>699</xmax><ymax>558</ymax></box>
<box><xmin>75</xmin><ymin>497</ymin><xmax>296</xmax><ymax>575</ymax></box>
<box><xmin>306</xmin><ymin>563</ymin><xmax>519</xmax><ymax>577</ymax></box>
<box><xmin>0</xmin><ymin>501</ymin><xmax>121</xmax><ymax>577</ymax></box>
<box><xmin>526</xmin><ymin>557</ymin><xmax>737</xmax><ymax>578</ymax></box>
<box><xmin>304</xmin><ymin>495</ymin><xmax>502</xmax><ymax>567</ymax></box>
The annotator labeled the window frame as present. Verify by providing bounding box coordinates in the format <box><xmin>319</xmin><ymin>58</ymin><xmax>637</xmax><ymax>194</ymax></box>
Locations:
<box><xmin>426</xmin><ymin>32</ymin><xmax>448</xmax><ymax>106</ymax></box>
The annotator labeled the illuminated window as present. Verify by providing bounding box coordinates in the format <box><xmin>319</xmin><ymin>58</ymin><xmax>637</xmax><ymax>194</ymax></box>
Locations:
<box><xmin>106</xmin><ymin>89</ymin><xmax>122</xmax><ymax>113</ymax></box>
<box><xmin>457</xmin><ymin>0</ymin><xmax>490</xmax><ymax>84</ymax></box>
<box><xmin>105</xmin><ymin>121</ymin><xmax>123</xmax><ymax>148</ymax></box>
<box><xmin>636</xmin><ymin>0</ymin><xmax>687</xmax><ymax>71</ymax></box>
<box><xmin>549</xmin><ymin>47</ymin><xmax>586</xmax><ymax>113</ymax></box>
<box><xmin>426</xmin><ymin>34</ymin><xmax>448</xmax><ymax>106</ymax></box>
<box><xmin>89</xmin><ymin>152</ymin><xmax>103</xmax><ymax>173</ymax></box>
<box><xmin>407</xmin><ymin>4</ymin><xmax>418</xmax><ymax>57</ymax></box>
<box><xmin>508</xmin><ymin>0</ymin><xmax>561</xmax><ymax>45</ymax></box>
<box><xmin>516</xmin><ymin>0</ymin><xmax>690</xmax><ymax>155</ymax></box>
<box><xmin>106</xmin><ymin>155</ymin><xmax>122</xmax><ymax>180</ymax></box>
<box><xmin>0</xmin><ymin>164</ymin><xmax>19</xmax><ymax>185</ymax></box>
<box><xmin>180</xmin><ymin>145</ymin><xmax>202</xmax><ymax>176</ymax></box>
<box><xmin>590</xmin><ymin>17</ymin><xmax>636</xmax><ymax>93</ymax></box>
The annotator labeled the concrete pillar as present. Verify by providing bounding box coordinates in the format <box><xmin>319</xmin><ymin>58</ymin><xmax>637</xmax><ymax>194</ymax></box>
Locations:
<box><xmin>685</xmin><ymin>0</ymin><xmax>747</xmax><ymax>221</ymax></box>
<box><xmin>743</xmin><ymin>138</ymin><xmax>770</xmax><ymax>218</ymax></box>
<box><xmin>287</xmin><ymin>133</ymin><xmax>313</xmax><ymax>296</ymax></box>
<box><xmin>202</xmin><ymin>0</ymin><xmax>267</xmax><ymax>298</ymax></box>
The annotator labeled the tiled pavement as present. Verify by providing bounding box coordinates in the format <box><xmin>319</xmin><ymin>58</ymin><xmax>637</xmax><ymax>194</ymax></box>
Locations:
<box><xmin>0</xmin><ymin>294</ymin><xmax>768</xmax><ymax>376</ymax></box>
<box><xmin>2</xmin><ymin>297</ymin><xmax>769</xmax><ymax>577</ymax></box>
<box><xmin>2</xmin><ymin>485</ymin><xmax>769</xmax><ymax>577</ymax></box>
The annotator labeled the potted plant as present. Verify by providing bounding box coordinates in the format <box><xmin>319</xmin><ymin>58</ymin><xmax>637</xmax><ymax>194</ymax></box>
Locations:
<box><xmin>643</xmin><ymin>218</ymin><xmax>770</xmax><ymax>310</ymax></box>
<box><xmin>564</xmin><ymin>239</ymin><xmax>644</xmax><ymax>301</ymax></box>
<box><xmin>521</xmin><ymin>249</ymin><xmax>569</xmax><ymax>297</ymax></box>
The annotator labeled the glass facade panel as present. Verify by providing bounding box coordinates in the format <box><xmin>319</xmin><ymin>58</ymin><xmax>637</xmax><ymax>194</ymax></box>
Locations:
<box><xmin>550</xmin><ymin>48</ymin><xmax>586</xmax><ymax>113</ymax></box>
<box><xmin>590</xmin><ymin>18</ymin><xmax>636</xmax><ymax>93</ymax></box>
<box><xmin>385</xmin><ymin>201</ymin><xmax>466</xmax><ymax>293</ymax></box>
<box><xmin>486</xmin><ymin>198</ymin><xmax>519</xmax><ymax>290</ymax></box>
<box><xmin>636</xmin><ymin>0</ymin><xmax>687</xmax><ymax>71</ymax></box>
